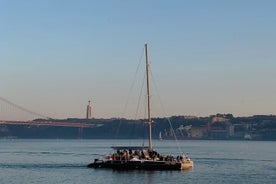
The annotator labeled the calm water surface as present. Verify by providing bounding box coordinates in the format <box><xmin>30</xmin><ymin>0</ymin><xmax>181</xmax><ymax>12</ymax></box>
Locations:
<box><xmin>0</xmin><ymin>139</ymin><xmax>275</xmax><ymax>184</ymax></box>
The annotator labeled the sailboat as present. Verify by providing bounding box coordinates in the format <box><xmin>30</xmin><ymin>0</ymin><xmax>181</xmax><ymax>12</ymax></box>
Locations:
<box><xmin>87</xmin><ymin>44</ymin><xmax>193</xmax><ymax>170</ymax></box>
<box><xmin>159</xmin><ymin>131</ymin><xmax>162</xmax><ymax>141</ymax></box>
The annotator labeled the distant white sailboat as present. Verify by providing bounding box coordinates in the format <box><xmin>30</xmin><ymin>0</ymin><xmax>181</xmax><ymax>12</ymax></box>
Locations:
<box><xmin>159</xmin><ymin>131</ymin><xmax>162</xmax><ymax>141</ymax></box>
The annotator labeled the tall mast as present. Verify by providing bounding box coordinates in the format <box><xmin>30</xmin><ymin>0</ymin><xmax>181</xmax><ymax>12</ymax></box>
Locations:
<box><xmin>145</xmin><ymin>43</ymin><xmax>153</xmax><ymax>151</ymax></box>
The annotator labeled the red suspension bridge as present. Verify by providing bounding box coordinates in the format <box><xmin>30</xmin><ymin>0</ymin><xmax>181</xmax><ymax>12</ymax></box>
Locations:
<box><xmin>0</xmin><ymin>97</ymin><xmax>94</xmax><ymax>128</ymax></box>
<box><xmin>0</xmin><ymin>120</ymin><xmax>94</xmax><ymax>128</ymax></box>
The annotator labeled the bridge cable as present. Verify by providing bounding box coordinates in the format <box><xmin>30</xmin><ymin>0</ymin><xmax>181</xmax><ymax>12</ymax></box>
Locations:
<box><xmin>0</xmin><ymin>97</ymin><xmax>51</xmax><ymax>120</ymax></box>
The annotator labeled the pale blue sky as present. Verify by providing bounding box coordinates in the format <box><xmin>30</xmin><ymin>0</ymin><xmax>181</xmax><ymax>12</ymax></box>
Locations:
<box><xmin>1</xmin><ymin>0</ymin><xmax>276</xmax><ymax>119</ymax></box>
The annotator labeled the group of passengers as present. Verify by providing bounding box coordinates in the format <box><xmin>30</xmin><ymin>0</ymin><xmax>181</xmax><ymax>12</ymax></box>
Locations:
<box><xmin>106</xmin><ymin>149</ymin><xmax>184</xmax><ymax>162</ymax></box>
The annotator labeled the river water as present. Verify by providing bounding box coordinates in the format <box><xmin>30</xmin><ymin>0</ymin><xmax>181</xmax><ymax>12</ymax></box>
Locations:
<box><xmin>0</xmin><ymin>139</ymin><xmax>275</xmax><ymax>184</ymax></box>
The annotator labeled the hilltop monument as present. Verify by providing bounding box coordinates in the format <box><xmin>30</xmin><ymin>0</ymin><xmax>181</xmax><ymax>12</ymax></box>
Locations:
<box><xmin>86</xmin><ymin>100</ymin><xmax>92</xmax><ymax>120</ymax></box>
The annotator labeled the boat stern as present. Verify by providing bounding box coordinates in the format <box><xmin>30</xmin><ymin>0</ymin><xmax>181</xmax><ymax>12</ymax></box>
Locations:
<box><xmin>181</xmin><ymin>158</ymin><xmax>194</xmax><ymax>170</ymax></box>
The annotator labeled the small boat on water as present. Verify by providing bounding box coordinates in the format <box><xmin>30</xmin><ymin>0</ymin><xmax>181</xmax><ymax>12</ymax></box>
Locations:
<box><xmin>87</xmin><ymin>44</ymin><xmax>193</xmax><ymax>170</ymax></box>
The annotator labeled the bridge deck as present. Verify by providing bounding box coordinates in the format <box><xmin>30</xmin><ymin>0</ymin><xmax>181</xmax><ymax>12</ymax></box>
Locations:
<box><xmin>0</xmin><ymin>120</ymin><xmax>94</xmax><ymax>128</ymax></box>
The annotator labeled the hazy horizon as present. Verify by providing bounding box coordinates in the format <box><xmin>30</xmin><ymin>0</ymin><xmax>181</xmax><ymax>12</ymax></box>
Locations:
<box><xmin>1</xmin><ymin>0</ymin><xmax>276</xmax><ymax>120</ymax></box>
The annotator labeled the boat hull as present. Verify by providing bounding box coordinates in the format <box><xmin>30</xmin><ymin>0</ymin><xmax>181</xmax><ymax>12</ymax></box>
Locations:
<box><xmin>87</xmin><ymin>160</ymin><xmax>192</xmax><ymax>170</ymax></box>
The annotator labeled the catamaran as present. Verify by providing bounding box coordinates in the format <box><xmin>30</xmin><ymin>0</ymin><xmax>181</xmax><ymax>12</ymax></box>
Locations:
<box><xmin>87</xmin><ymin>44</ymin><xmax>193</xmax><ymax>170</ymax></box>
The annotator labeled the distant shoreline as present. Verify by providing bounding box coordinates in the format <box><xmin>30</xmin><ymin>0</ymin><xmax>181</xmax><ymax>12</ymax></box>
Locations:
<box><xmin>1</xmin><ymin>114</ymin><xmax>276</xmax><ymax>140</ymax></box>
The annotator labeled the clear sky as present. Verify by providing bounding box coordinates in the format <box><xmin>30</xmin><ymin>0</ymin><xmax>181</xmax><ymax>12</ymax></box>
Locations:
<box><xmin>1</xmin><ymin>0</ymin><xmax>276</xmax><ymax>120</ymax></box>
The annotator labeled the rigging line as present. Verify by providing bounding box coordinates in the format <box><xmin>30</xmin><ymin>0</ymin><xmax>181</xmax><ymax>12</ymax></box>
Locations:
<box><xmin>134</xmin><ymin>71</ymin><xmax>146</xmax><ymax>146</ymax></box>
<box><xmin>0</xmin><ymin>97</ymin><xmax>51</xmax><ymax>120</ymax></box>
<box><xmin>149</xmin><ymin>70</ymin><xmax>184</xmax><ymax>155</ymax></box>
<box><xmin>121</xmin><ymin>46</ymin><xmax>145</xmax><ymax>118</ymax></box>
<box><xmin>134</xmin><ymin>71</ymin><xmax>146</xmax><ymax>120</ymax></box>
<box><xmin>114</xmin><ymin>47</ymin><xmax>145</xmax><ymax>140</ymax></box>
<box><xmin>128</xmin><ymin>71</ymin><xmax>145</xmax><ymax>143</ymax></box>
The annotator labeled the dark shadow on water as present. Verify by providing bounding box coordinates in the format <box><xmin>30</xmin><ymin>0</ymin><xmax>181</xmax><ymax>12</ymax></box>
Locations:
<box><xmin>0</xmin><ymin>163</ymin><xmax>85</xmax><ymax>169</ymax></box>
